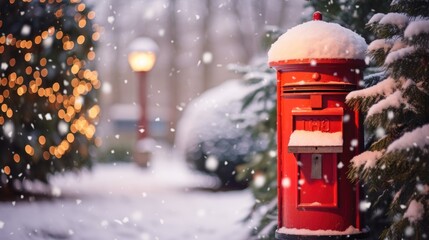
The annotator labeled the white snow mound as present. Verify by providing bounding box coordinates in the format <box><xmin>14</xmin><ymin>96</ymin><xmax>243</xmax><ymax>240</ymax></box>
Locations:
<box><xmin>268</xmin><ymin>20</ymin><xmax>367</xmax><ymax>62</ymax></box>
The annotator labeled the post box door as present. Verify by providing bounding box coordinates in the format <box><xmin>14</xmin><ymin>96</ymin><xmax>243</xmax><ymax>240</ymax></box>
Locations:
<box><xmin>297</xmin><ymin>152</ymin><xmax>338</xmax><ymax>208</ymax></box>
<box><xmin>288</xmin><ymin>108</ymin><xmax>343</xmax><ymax>208</ymax></box>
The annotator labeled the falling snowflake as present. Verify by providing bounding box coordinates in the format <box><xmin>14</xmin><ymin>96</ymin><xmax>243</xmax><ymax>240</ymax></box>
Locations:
<box><xmin>100</xmin><ymin>220</ymin><xmax>109</xmax><ymax>227</ymax></box>
<box><xmin>1</xmin><ymin>62</ymin><xmax>8</xmax><ymax>70</ymax></box>
<box><xmin>375</xmin><ymin>127</ymin><xmax>386</xmax><ymax>138</ymax></box>
<box><xmin>102</xmin><ymin>82</ymin><xmax>112</xmax><ymax>94</ymax></box>
<box><xmin>253</xmin><ymin>174</ymin><xmax>266</xmax><ymax>188</ymax></box>
<box><xmin>387</xmin><ymin>110</ymin><xmax>394</xmax><ymax>119</ymax></box>
<box><xmin>51</xmin><ymin>186</ymin><xmax>62</xmax><ymax>197</ymax></box>
<box><xmin>21</xmin><ymin>24</ymin><xmax>31</xmax><ymax>36</ymax></box>
<box><xmin>350</xmin><ymin>139</ymin><xmax>358</xmax><ymax>147</ymax></box>
<box><xmin>58</xmin><ymin>121</ymin><xmax>69</xmax><ymax>135</ymax></box>
<box><xmin>359</xmin><ymin>200</ymin><xmax>371</xmax><ymax>212</ymax></box>
<box><xmin>281</xmin><ymin>177</ymin><xmax>291</xmax><ymax>188</ymax></box>
<box><xmin>205</xmin><ymin>155</ymin><xmax>219</xmax><ymax>172</ymax></box>
<box><xmin>107</xmin><ymin>16</ymin><xmax>115</xmax><ymax>24</ymax></box>
<box><xmin>43</xmin><ymin>36</ymin><xmax>53</xmax><ymax>48</ymax></box>
<box><xmin>202</xmin><ymin>52</ymin><xmax>213</xmax><ymax>64</ymax></box>
<box><xmin>45</xmin><ymin>113</ymin><xmax>52</xmax><ymax>121</ymax></box>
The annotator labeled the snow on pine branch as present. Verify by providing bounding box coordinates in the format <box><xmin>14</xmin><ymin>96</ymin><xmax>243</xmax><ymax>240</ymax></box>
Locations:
<box><xmin>366</xmin><ymin>90</ymin><xmax>404</xmax><ymax>118</ymax></box>
<box><xmin>384</xmin><ymin>46</ymin><xmax>415</xmax><ymax>65</ymax></box>
<box><xmin>404</xmin><ymin>20</ymin><xmax>429</xmax><ymax>38</ymax></box>
<box><xmin>368</xmin><ymin>13</ymin><xmax>385</xmax><ymax>24</ymax></box>
<box><xmin>351</xmin><ymin>150</ymin><xmax>383</xmax><ymax>169</ymax></box>
<box><xmin>390</xmin><ymin>39</ymin><xmax>407</xmax><ymax>52</ymax></box>
<box><xmin>403</xmin><ymin>200</ymin><xmax>424</xmax><ymax>223</ymax></box>
<box><xmin>387</xmin><ymin>124</ymin><xmax>429</xmax><ymax>153</ymax></box>
<box><xmin>379</xmin><ymin>13</ymin><xmax>409</xmax><ymax>29</ymax></box>
<box><xmin>368</xmin><ymin>39</ymin><xmax>392</xmax><ymax>52</ymax></box>
<box><xmin>346</xmin><ymin>77</ymin><xmax>395</xmax><ymax>101</ymax></box>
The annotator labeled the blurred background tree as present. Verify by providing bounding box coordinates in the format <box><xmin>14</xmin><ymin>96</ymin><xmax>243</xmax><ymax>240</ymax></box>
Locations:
<box><xmin>0</xmin><ymin>0</ymin><xmax>100</xmax><ymax>196</ymax></box>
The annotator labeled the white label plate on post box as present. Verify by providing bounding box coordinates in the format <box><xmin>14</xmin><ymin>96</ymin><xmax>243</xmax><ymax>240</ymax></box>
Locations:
<box><xmin>288</xmin><ymin>130</ymin><xmax>343</xmax><ymax>153</ymax></box>
<box><xmin>288</xmin><ymin>107</ymin><xmax>344</xmax><ymax>154</ymax></box>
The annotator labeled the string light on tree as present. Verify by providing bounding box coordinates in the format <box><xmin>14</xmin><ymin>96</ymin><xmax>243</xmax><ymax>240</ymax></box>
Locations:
<box><xmin>0</xmin><ymin>0</ymin><xmax>101</xmax><ymax>192</ymax></box>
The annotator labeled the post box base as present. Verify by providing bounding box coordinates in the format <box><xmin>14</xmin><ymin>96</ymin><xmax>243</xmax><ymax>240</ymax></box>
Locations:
<box><xmin>275</xmin><ymin>231</ymin><xmax>369</xmax><ymax>240</ymax></box>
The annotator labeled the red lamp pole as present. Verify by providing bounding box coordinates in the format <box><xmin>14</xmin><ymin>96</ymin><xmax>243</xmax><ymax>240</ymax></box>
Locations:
<box><xmin>136</xmin><ymin>71</ymin><xmax>149</xmax><ymax>140</ymax></box>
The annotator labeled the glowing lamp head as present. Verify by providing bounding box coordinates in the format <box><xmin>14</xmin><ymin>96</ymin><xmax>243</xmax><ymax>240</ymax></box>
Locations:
<box><xmin>128</xmin><ymin>52</ymin><xmax>156</xmax><ymax>72</ymax></box>
<box><xmin>127</xmin><ymin>37</ymin><xmax>158</xmax><ymax>72</ymax></box>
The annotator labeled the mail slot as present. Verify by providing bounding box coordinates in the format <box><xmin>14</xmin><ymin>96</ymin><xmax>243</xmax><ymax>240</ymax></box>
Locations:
<box><xmin>268</xmin><ymin>12</ymin><xmax>368</xmax><ymax>239</ymax></box>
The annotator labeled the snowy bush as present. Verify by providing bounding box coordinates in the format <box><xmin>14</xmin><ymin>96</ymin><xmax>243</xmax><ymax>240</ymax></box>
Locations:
<box><xmin>175</xmin><ymin>79</ymin><xmax>267</xmax><ymax>187</ymax></box>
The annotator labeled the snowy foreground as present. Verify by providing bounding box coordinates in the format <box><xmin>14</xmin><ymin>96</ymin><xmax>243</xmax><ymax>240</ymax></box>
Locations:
<box><xmin>0</xmin><ymin>149</ymin><xmax>254</xmax><ymax>240</ymax></box>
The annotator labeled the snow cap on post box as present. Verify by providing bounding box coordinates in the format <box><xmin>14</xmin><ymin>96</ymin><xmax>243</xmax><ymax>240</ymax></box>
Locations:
<box><xmin>268</xmin><ymin>12</ymin><xmax>367</xmax><ymax>63</ymax></box>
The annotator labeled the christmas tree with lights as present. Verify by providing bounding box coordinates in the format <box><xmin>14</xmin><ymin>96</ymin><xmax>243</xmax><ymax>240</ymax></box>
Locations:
<box><xmin>346</xmin><ymin>0</ymin><xmax>429</xmax><ymax>238</ymax></box>
<box><xmin>0</xmin><ymin>0</ymin><xmax>100</xmax><ymax>195</ymax></box>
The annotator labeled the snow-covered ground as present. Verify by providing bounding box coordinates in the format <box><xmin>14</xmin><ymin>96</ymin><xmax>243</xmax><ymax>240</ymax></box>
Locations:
<box><xmin>0</xmin><ymin>148</ymin><xmax>254</xmax><ymax>240</ymax></box>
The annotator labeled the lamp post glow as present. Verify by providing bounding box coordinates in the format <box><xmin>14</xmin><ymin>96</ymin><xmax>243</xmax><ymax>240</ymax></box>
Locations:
<box><xmin>128</xmin><ymin>51</ymin><xmax>157</xmax><ymax>72</ymax></box>
<box><xmin>128</xmin><ymin>37</ymin><xmax>158</xmax><ymax>167</ymax></box>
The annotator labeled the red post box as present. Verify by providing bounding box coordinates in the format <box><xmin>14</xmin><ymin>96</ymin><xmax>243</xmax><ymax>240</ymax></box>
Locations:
<box><xmin>268</xmin><ymin>12</ymin><xmax>368</xmax><ymax>238</ymax></box>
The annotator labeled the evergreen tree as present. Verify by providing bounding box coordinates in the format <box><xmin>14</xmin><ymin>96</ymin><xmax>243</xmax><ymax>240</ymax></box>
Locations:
<box><xmin>233</xmin><ymin>60</ymin><xmax>277</xmax><ymax>239</ymax></box>
<box><xmin>0</xmin><ymin>0</ymin><xmax>100</xmax><ymax>195</ymax></box>
<box><xmin>306</xmin><ymin>0</ymin><xmax>390</xmax><ymax>42</ymax></box>
<box><xmin>346</xmin><ymin>0</ymin><xmax>429</xmax><ymax>238</ymax></box>
<box><xmin>232</xmin><ymin>27</ymin><xmax>280</xmax><ymax>239</ymax></box>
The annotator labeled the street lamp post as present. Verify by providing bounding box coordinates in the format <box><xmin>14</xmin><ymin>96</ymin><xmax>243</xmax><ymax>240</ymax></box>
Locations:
<box><xmin>128</xmin><ymin>37</ymin><xmax>158</xmax><ymax>167</ymax></box>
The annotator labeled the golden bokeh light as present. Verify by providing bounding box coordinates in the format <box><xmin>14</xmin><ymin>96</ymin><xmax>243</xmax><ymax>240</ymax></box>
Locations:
<box><xmin>77</xmin><ymin>35</ymin><xmax>85</xmax><ymax>44</ymax></box>
<box><xmin>25</xmin><ymin>66</ymin><xmax>32</xmax><ymax>75</ymax></box>
<box><xmin>87</xmin><ymin>51</ymin><xmax>95</xmax><ymax>60</ymax></box>
<box><xmin>67</xmin><ymin>133</ymin><xmax>75</xmax><ymax>143</ymax></box>
<box><xmin>25</xmin><ymin>145</ymin><xmax>35</xmax><ymax>156</ymax></box>
<box><xmin>1</xmin><ymin>104</ymin><xmax>7</xmax><ymax>112</ymax></box>
<box><xmin>39</xmin><ymin>135</ymin><xmax>46</xmax><ymax>145</ymax></box>
<box><xmin>6</xmin><ymin>109</ymin><xmax>13</xmax><ymax>118</ymax></box>
<box><xmin>78</xmin><ymin>19</ymin><xmax>87</xmax><ymax>28</ymax></box>
<box><xmin>40</xmin><ymin>58</ymin><xmax>47</xmax><ymax>66</ymax></box>
<box><xmin>56</xmin><ymin>30</ymin><xmax>63</xmax><ymax>39</ymax></box>
<box><xmin>71</xmin><ymin>64</ymin><xmax>80</xmax><ymax>74</ymax></box>
<box><xmin>13</xmin><ymin>153</ymin><xmax>20</xmax><ymax>163</ymax></box>
<box><xmin>77</xmin><ymin>3</ymin><xmax>85</xmax><ymax>12</ymax></box>
<box><xmin>52</xmin><ymin>82</ymin><xmax>60</xmax><ymax>92</ymax></box>
<box><xmin>35</xmin><ymin>35</ymin><xmax>42</xmax><ymax>44</ymax></box>
<box><xmin>24</xmin><ymin>53</ymin><xmax>32</xmax><ymax>61</ymax></box>
<box><xmin>43</xmin><ymin>151</ymin><xmax>50</xmax><ymax>160</ymax></box>
<box><xmin>3</xmin><ymin>166</ymin><xmax>11</xmax><ymax>175</ymax></box>
<box><xmin>88</xmin><ymin>11</ymin><xmax>96</xmax><ymax>20</ymax></box>
<box><xmin>92</xmin><ymin>32</ymin><xmax>100</xmax><ymax>41</ymax></box>
<box><xmin>55</xmin><ymin>9</ymin><xmax>63</xmax><ymax>18</ymax></box>
<box><xmin>88</xmin><ymin>105</ymin><xmax>100</xmax><ymax>119</ymax></box>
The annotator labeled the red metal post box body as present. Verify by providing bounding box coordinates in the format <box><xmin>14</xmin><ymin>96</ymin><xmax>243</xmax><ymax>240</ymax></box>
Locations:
<box><xmin>271</xmin><ymin>59</ymin><xmax>366</xmax><ymax>238</ymax></box>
